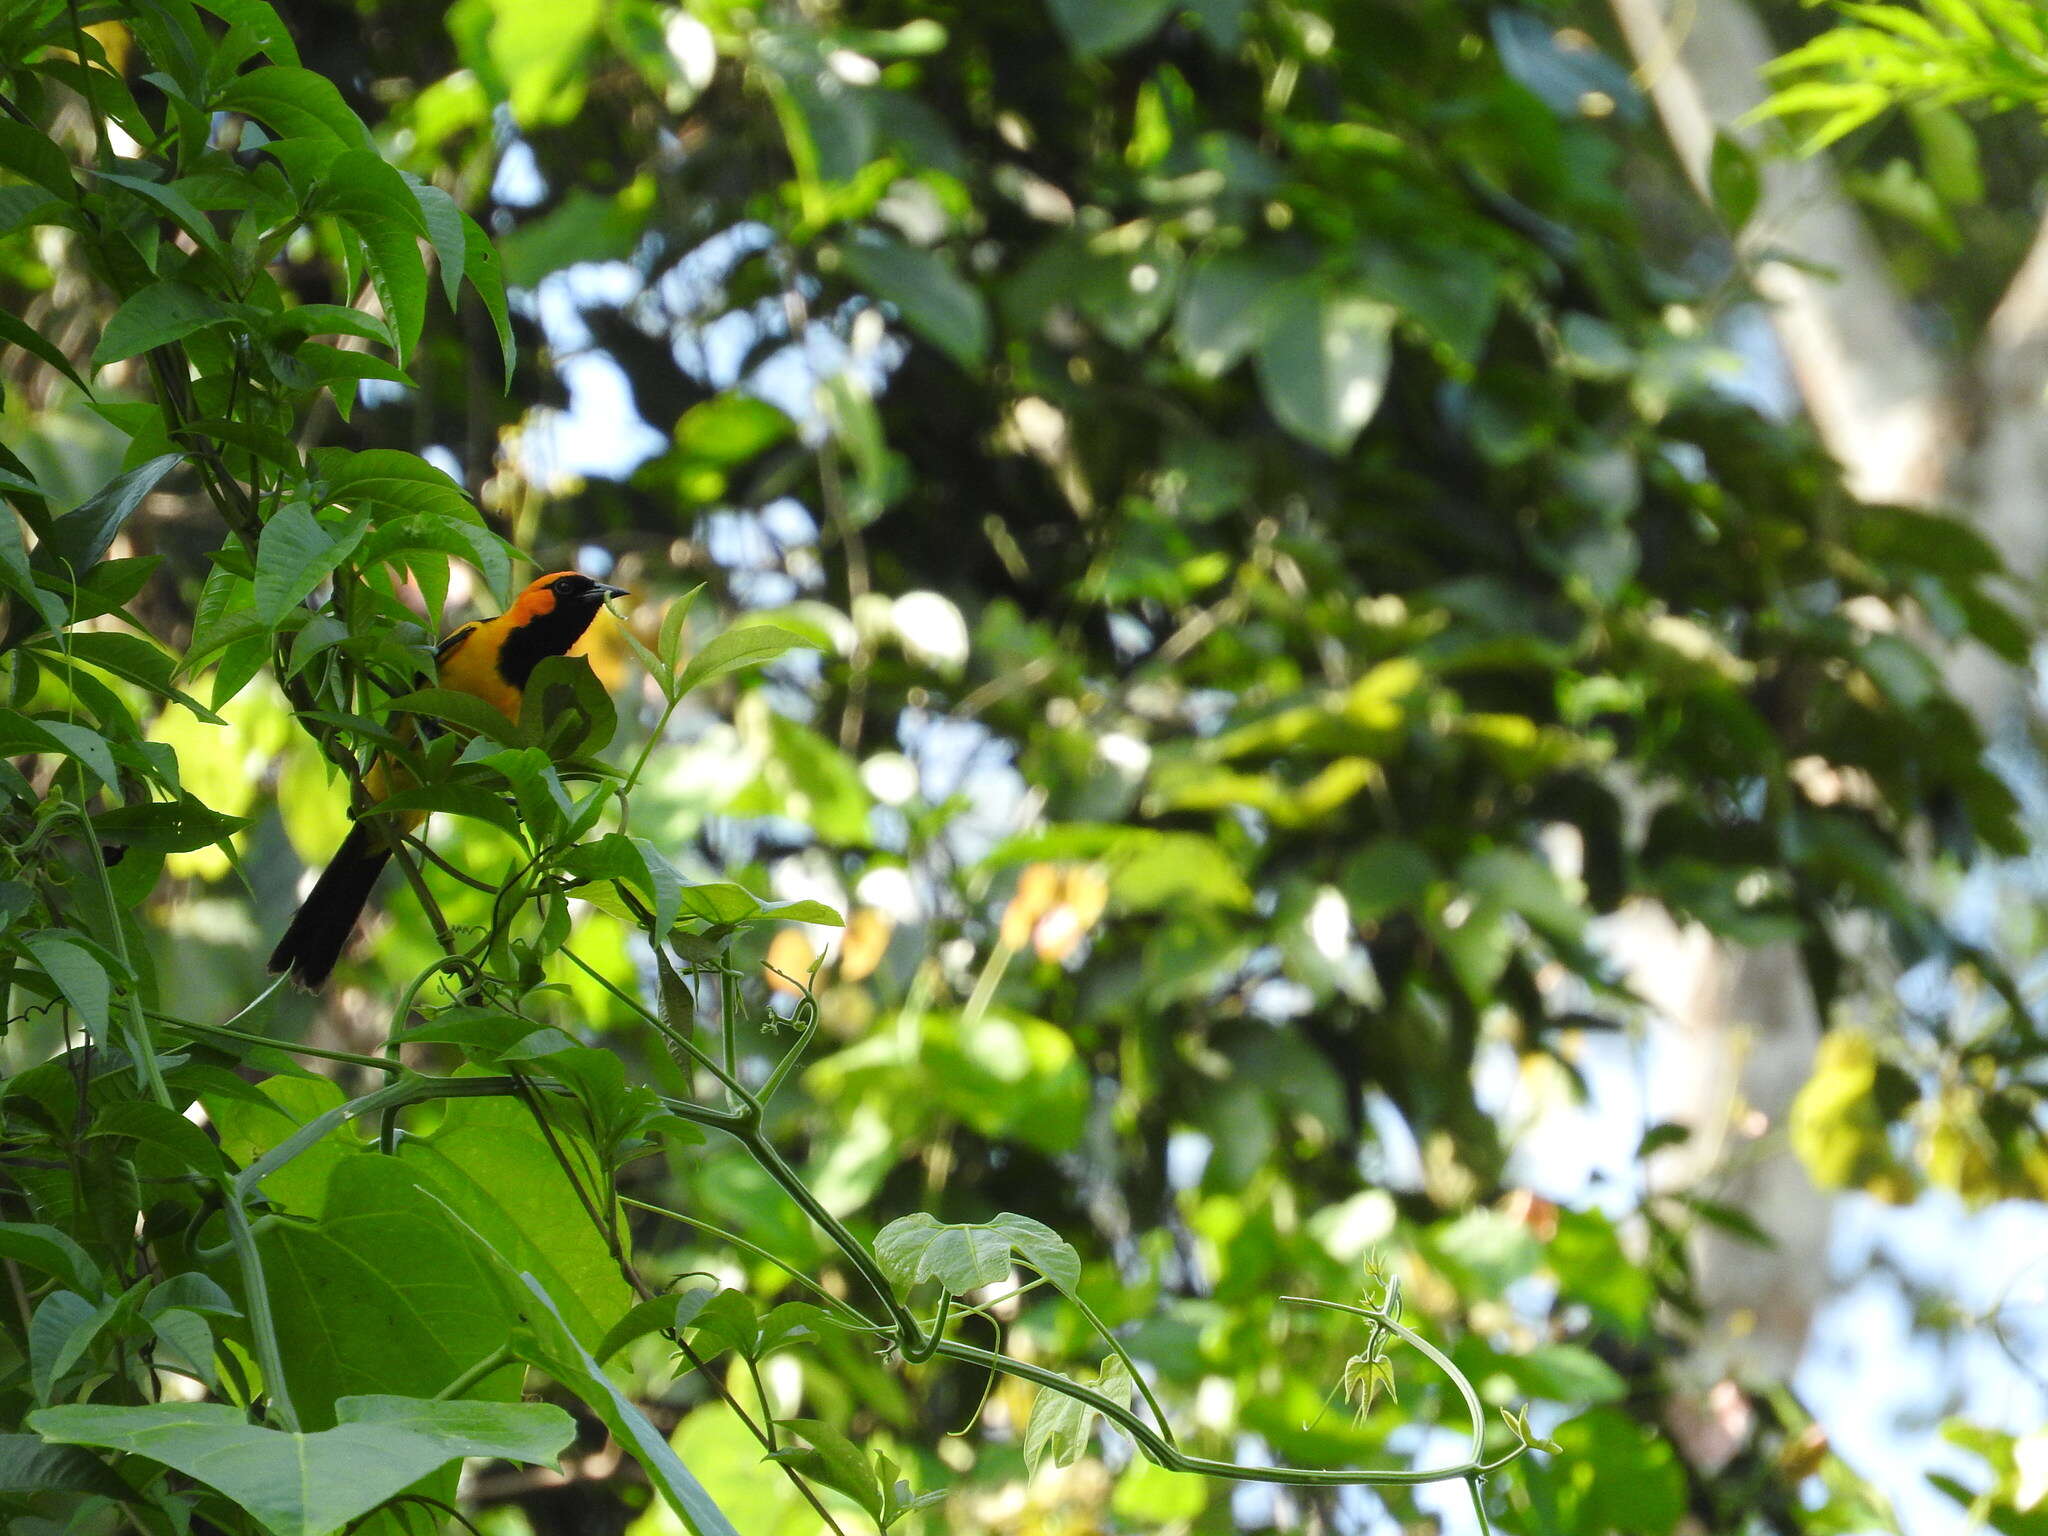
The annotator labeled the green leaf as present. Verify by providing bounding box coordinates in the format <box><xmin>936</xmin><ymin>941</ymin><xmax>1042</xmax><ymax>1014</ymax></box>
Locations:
<box><xmin>1174</xmin><ymin>249</ymin><xmax>1293</xmax><ymax>378</ymax></box>
<box><xmin>878</xmin><ymin>1451</ymin><xmax>949</xmax><ymax>1529</ymax></box>
<box><xmin>872</xmin><ymin>1209</ymin><xmax>1002</xmax><ymax>1294</ymax></box>
<box><xmin>766</xmin><ymin>1419</ymin><xmax>884</xmax><ymax>1520</ymax></box>
<box><xmin>0</xmin><ymin>1223</ymin><xmax>101</xmax><ymax>1293</ymax></box>
<box><xmin>611</xmin><ymin>601</ymin><xmax>668</xmax><ymax>695</ymax></box>
<box><xmin>369</xmin><ymin>782</ymin><xmax>523</xmax><ymax>840</ymax></box>
<box><xmin>837</xmin><ymin>230</ymin><xmax>988</xmax><ymax>369</ymax></box>
<box><xmin>20</xmin><ymin>932</ymin><xmax>111</xmax><ymax>1043</ymax></box>
<box><xmin>1254</xmin><ymin>282</ymin><xmax>1395</xmax><ymax>455</ymax></box>
<box><xmin>461</xmin><ymin>211</ymin><xmax>515</xmax><ymax>382</ymax></box>
<box><xmin>39</xmin><ymin>721</ymin><xmax>119</xmax><ymax>792</ymax></box>
<box><xmin>93</xmin><ymin>170</ymin><xmax>229</xmax><ymax>258</ymax></box>
<box><xmin>400</xmin><ymin>1095</ymin><xmax>634</xmax><ymax>1353</ymax></box>
<box><xmin>659</xmin><ymin>584</ymin><xmax>702</xmax><ymax>669</ymax></box>
<box><xmin>93</xmin><ymin>1099</ymin><xmax>227</xmax><ymax>1177</ymax></box>
<box><xmin>410</xmin><ymin>177</ymin><xmax>467</xmax><ymax>305</ymax></box>
<box><xmin>338</xmin><ymin>1394</ymin><xmax>570</xmax><ymax>1462</ymax></box>
<box><xmin>284</xmin><ymin>611</ymin><xmax>349</xmax><ymax>678</ymax></box>
<box><xmin>24</xmin><ymin>455</ymin><xmax>181</xmax><ymax>630</ymax></box>
<box><xmin>0</xmin><ymin>186</ymin><xmax>62</xmax><ymax>240</ymax></box>
<box><xmin>631</xmin><ymin>837</ymin><xmax>685</xmax><ymax>937</ymax></box>
<box><xmin>142</xmin><ymin>1272</ymin><xmax>239</xmax><ymax>1320</ymax></box>
<box><xmin>1539</xmin><ymin>1409</ymin><xmax>1687</xmax><ymax>1536</ymax></box>
<box><xmin>1022</xmin><ymin>1380</ymin><xmax>1089</xmax><ymax>1479</ymax></box>
<box><xmin>1546</xmin><ymin>1208</ymin><xmax>1653</xmax><ymax>1336</ymax></box>
<box><xmin>290</xmin><ymin>342</ymin><xmax>414</xmax><ymax>391</ymax></box>
<box><xmin>1510</xmin><ymin>1343</ymin><xmax>1628</xmax><ymax>1405</ymax></box>
<box><xmin>384</xmin><ymin>687</ymin><xmax>523</xmax><ymax>744</ymax></box>
<box><xmin>470</xmin><ymin>746</ymin><xmax>570</xmax><ymax>841</ymax></box>
<box><xmin>1491</xmin><ymin>9</ymin><xmax>1637</xmax><ymax>120</ymax></box>
<box><xmin>1023</xmin><ymin>1358</ymin><xmax>1129</xmax><ymax>1478</ymax></box>
<box><xmin>757</xmin><ymin>1301</ymin><xmax>836</xmax><ymax>1353</ymax></box>
<box><xmin>0</xmin><ymin>882</ymin><xmax>30</xmax><ymax>938</ymax></box>
<box><xmin>1045</xmin><ymin>0</ymin><xmax>1175</xmax><ymax>56</ymax></box>
<box><xmin>0</xmin><ymin>121</ymin><xmax>75</xmax><ymax>200</ymax></box>
<box><xmin>562</xmin><ymin>834</ymin><xmax>689</xmax><ymax>933</ymax></box>
<box><xmin>1708</xmin><ymin>132</ymin><xmax>1761</xmax><ymax>232</ymax></box>
<box><xmin>185</xmin><ymin>568</ymin><xmax>258</xmax><ymax>668</ymax></box>
<box><xmin>0</xmin><ymin>309</ymin><xmax>91</xmax><ymax>395</ymax></box>
<box><xmin>315</xmin><ymin>448</ymin><xmax>473</xmax><ymax>518</ymax></box>
<box><xmin>1910</xmin><ymin>102</ymin><xmax>1984</xmax><ymax>207</ymax></box>
<box><xmin>193</xmin><ymin>0</ymin><xmax>301</xmax><ymax>65</ymax></box>
<box><xmin>1460</xmin><ymin>846</ymin><xmax>1587</xmax><ymax>944</ymax></box>
<box><xmin>685</xmin><ymin>1288</ymin><xmax>763</xmax><ymax>1360</ymax></box>
<box><xmin>92</xmin><ymin>282</ymin><xmax>237</xmax><ymax>366</ymax></box>
<box><xmin>257</xmin><ymin>1154</ymin><xmax>520</xmax><ymax>1425</ymax></box>
<box><xmin>466</xmin><ymin>0</ymin><xmax>606</xmax><ymax>125</ymax></box>
<box><xmin>316</xmin><ymin>151</ymin><xmax>430</xmax><ymax>360</ymax></box>
<box><xmin>267</xmin><ymin>304</ymin><xmax>395</xmax><ymax>348</ymax></box>
<box><xmin>0</xmin><ymin>1433</ymin><xmax>130</xmax><ymax>1497</ymax></box>
<box><xmin>54</xmin><ymin>630</ymin><xmax>219</xmax><ymax>721</ymax></box>
<box><xmin>675</xmin><ymin>623</ymin><xmax>810</xmax><ymax>698</ymax></box>
<box><xmin>205</xmin><ymin>1074</ymin><xmax>357</xmax><ymax>1220</ymax></box>
<box><xmin>988</xmin><ymin>1212</ymin><xmax>1082</xmax><ymax>1291</ymax></box>
<box><xmin>28</xmin><ymin>1396</ymin><xmax>571</xmax><ymax>1536</ymax></box>
<box><xmin>674</xmin><ymin>883</ymin><xmax>843</xmax><ymax>928</ymax></box>
<box><xmin>596</xmin><ymin>1286</ymin><xmax>717</xmax><ymax>1363</ymax></box>
<box><xmin>254</xmin><ymin>503</ymin><xmax>369</xmax><ymax>625</ymax></box>
<box><xmin>513</xmin><ymin>1275</ymin><xmax>742</xmax><ymax>1536</ymax></box>
<box><xmin>674</xmin><ymin>394</ymin><xmax>794</xmax><ymax>464</ymax></box>
<box><xmin>517</xmin><ymin>652</ymin><xmax>617</xmax><ymax>756</ymax></box>
<box><xmin>91</xmin><ymin>795</ymin><xmax>247</xmax><ymax>853</ymax></box>
<box><xmin>361</xmin><ymin>514</ymin><xmax>515</xmax><ymax>607</ymax></box>
<box><xmin>148</xmin><ymin>1307</ymin><xmax>217</xmax><ymax>1388</ymax></box>
<box><xmin>873</xmin><ymin>1211</ymin><xmax>1079</xmax><ymax>1295</ymax></box>
<box><xmin>0</xmin><ymin>506</ymin><xmax>67</xmax><ymax>636</ymax></box>
<box><xmin>29</xmin><ymin>1290</ymin><xmax>113</xmax><ymax>1401</ymax></box>
<box><xmin>215</xmin><ymin>66</ymin><xmax>372</xmax><ymax>147</ymax></box>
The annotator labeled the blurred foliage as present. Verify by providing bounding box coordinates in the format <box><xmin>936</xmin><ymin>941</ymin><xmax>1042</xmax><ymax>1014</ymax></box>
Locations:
<box><xmin>1</xmin><ymin>0</ymin><xmax>2045</xmax><ymax>1532</ymax></box>
<box><xmin>1761</xmin><ymin>0</ymin><xmax>2048</xmax><ymax>150</ymax></box>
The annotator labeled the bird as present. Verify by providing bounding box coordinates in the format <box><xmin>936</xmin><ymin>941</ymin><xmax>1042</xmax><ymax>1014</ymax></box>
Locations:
<box><xmin>267</xmin><ymin>569</ymin><xmax>628</xmax><ymax>990</ymax></box>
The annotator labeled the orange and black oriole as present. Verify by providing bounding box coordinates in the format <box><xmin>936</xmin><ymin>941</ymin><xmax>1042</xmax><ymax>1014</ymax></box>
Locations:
<box><xmin>268</xmin><ymin>570</ymin><xmax>626</xmax><ymax>990</ymax></box>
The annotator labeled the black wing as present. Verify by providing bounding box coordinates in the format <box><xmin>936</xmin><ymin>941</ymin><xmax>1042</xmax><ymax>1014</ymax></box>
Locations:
<box><xmin>435</xmin><ymin>621</ymin><xmax>480</xmax><ymax>663</ymax></box>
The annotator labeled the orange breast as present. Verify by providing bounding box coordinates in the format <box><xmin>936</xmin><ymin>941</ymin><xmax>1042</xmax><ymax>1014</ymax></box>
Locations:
<box><xmin>435</xmin><ymin>617</ymin><xmax>524</xmax><ymax>720</ymax></box>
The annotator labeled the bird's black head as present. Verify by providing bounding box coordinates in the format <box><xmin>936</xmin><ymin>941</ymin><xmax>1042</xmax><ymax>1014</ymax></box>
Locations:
<box><xmin>495</xmin><ymin>570</ymin><xmax>630</xmax><ymax>687</ymax></box>
<box><xmin>531</xmin><ymin>571</ymin><xmax>629</xmax><ymax>612</ymax></box>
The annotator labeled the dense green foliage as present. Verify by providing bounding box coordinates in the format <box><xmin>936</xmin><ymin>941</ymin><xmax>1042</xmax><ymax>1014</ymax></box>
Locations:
<box><xmin>0</xmin><ymin>0</ymin><xmax>2043</xmax><ymax>1533</ymax></box>
<box><xmin>1762</xmin><ymin>0</ymin><xmax>2048</xmax><ymax>148</ymax></box>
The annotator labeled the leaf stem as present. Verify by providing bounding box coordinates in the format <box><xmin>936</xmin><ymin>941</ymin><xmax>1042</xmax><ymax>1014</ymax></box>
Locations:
<box><xmin>437</xmin><ymin>1344</ymin><xmax>518</xmax><ymax>1401</ymax></box>
<box><xmin>146</xmin><ymin>1010</ymin><xmax>404</xmax><ymax>1073</ymax></box>
<box><xmin>932</xmin><ymin>1338</ymin><xmax>1493</xmax><ymax>1488</ymax></box>
<box><xmin>1067</xmin><ymin>1288</ymin><xmax>1176</xmax><ymax>1449</ymax></box>
<box><xmin>232</xmin><ymin>1074</ymin><xmax>531</xmax><ymax>1200</ymax></box>
<box><xmin>220</xmin><ymin>1189</ymin><xmax>297</xmax><ymax>1431</ymax></box>
<box><xmin>1469</xmin><ymin>1475</ymin><xmax>1494</xmax><ymax>1536</ymax></box>
<box><xmin>66</xmin><ymin>782</ymin><xmax>171</xmax><ymax>1108</ymax></box>
<box><xmin>619</xmin><ymin>1195</ymin><xmax>879</xmax><ymax>1331</ymax></box>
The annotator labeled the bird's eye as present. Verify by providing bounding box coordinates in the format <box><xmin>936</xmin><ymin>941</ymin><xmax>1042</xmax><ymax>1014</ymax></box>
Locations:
<box><xmin>554</xmin><ymin>576</ymin><xmax>576</xmax><ymax>593</ymax></box>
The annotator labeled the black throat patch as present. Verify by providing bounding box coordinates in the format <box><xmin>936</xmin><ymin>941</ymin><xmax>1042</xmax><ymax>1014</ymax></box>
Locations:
<box><xmin>494</xmin><ymin>600</ymin><xmax>600</xmax><ymax>690</ymax></box>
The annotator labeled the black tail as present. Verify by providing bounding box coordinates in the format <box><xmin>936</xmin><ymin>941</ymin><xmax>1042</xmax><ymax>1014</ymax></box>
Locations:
<box><xmin>267</xmin><ymin>823</ymin><xmax>393</xmax><ymax>990</ymax></box>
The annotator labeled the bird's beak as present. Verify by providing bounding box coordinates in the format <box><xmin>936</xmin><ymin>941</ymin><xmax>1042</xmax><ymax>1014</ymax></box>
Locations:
<box><xmin>596</xmin><ymin>583</ymin><xmax>629</xmax><ymax>601</ymax></box>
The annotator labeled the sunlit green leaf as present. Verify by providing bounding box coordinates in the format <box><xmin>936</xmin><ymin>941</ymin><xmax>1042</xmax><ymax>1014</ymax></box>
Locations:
<box><xmin>29</xmin><ymin>1397</ymin><xmax>571</xmax><ymax>1536</ymax></box>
